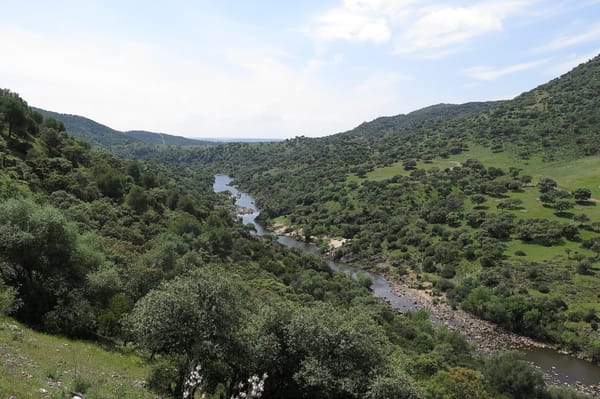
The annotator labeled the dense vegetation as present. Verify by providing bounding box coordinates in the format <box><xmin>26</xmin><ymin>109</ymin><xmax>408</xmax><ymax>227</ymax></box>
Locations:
<box><xmin>4</xmin><ymin>89</ymin><xmax>591</xmax><ymax>398</ymax></box>
<box><xmin>178</xmin><ymin>55</ymin><xmax>600</xmax><ymax>361</ymax></box>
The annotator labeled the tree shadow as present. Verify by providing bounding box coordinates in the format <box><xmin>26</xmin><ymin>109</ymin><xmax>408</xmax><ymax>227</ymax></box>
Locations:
<box><xmin>576</xmin><ymin>201</ymin><xmax>596</xmax><ymax>206</ymax></box>
<box><xmin>555</xmin><ymin>211</ymin><xmax>575</xmax><ymax>218</ymax></box>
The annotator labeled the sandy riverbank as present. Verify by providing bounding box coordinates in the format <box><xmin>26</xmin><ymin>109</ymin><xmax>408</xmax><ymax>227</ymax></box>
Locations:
<box><xmin>271</xmin><ymin>222</ymin><xmax>347</xmax><ymax>249</ymax></box>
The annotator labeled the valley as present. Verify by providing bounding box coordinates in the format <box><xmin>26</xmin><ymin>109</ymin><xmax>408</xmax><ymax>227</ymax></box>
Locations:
<box><xmin>215</xmin><ymin>173</ymin><xmax>600</xmax><ymax>397</ymax></box>
<box><xmin>1</xmin><ymin>51</ymin><xmax>599</xmax><ymax>399</ymax></box>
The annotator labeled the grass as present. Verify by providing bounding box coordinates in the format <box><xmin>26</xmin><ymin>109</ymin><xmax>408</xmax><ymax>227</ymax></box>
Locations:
<box><xmin>447</xmin><ymin>144</ymin><xmax>600</xmax><ymax>198</ymax></box>
<box><xmin>348</xmin><ymin>145</ymin><xmax>600</xmax><ymax>313</ymax></box>
<box><xmin>0</xmin><ymin>318</ymin><xmax>157</xmax><ymax>399</ymax></box>
<box><xmin>351</xmin><ymin>142</ymin><xmax>598</xmax><ymax>192</ymax></box>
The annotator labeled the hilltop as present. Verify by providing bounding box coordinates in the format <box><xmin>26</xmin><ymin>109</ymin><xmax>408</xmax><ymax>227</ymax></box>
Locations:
<box><xmin>33</xmin><ymin>107</ymin><xmax>214</xmax><ymax>149</ymax></box>
<box><xmin>335</xmin><ymin>101</ymin><xmax>505</xmax><ymax>139</ymax></box>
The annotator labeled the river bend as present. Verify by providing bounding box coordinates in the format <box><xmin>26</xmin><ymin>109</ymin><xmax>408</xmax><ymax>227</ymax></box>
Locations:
<box><xmin>214</xmin><ymin>174</ymin><xmax>600</xmax><ymax>394</ymax></box>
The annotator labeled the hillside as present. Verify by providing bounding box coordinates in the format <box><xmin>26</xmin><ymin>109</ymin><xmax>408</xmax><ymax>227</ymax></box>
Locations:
<box><xmin>33</xmin><ymin>107</ymin><xmax>213</xmax><ymax>149</ymax></box>
<box><xmin>183</xmin><ymin>55</ymin><xmax>600</xmax><ymax>361</ymax></box>
<box><xmin>335</xmin><ymin>101</ymin><xmax>504</xmax><ymax>139</ymax></box>
<box><xmin>0</xmin><ymin>319</ymin><xmax>153</xmax><ymax>398</ymax></box>
<box><xmin>4</xmin><ymin>88</ymin><xmax>588</xmax><ymax>399</ymax></box>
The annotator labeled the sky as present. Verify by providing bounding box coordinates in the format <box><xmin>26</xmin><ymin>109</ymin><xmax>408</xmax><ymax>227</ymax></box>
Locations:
<box><xmin>1</xmin><ymin>0</ymin><xmax>599</xmax><ymax>139</ymax></box>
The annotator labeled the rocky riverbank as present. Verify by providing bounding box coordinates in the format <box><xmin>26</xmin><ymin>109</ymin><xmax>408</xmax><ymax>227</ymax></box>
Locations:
<box><xmin>215</xmin><ymin>177</ymin><xmax>600</xmax><ymax>398</ymax></box>
<box><xmin>386</xmin><ymin>274</ymin><xmax>600</xmax><ymax>398</ymax></box>
<box><xmin>387</xmin><ymin>274</ymin><xmax>546</xmax><ymax>353</ymax></box>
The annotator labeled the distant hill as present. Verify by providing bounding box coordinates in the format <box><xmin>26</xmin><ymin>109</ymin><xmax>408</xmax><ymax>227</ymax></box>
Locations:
<box><xmin>125</xmin><ymin>130</ymin><xmax>209</xmax><ymax>146</ymax></box>
<box><xmin>198</xmin><ymin>137</ymin><xmax>284</xmax><ymax>143</ymax></box>
<box><xmin>337</xmin><ymin>101</ymin><xmax>505</xmax><ymax>138</ymax></box>
<box><xmin>33</xmin><ymin>107</ymin><xmax>214</xmax><ymax>148</ymax></box>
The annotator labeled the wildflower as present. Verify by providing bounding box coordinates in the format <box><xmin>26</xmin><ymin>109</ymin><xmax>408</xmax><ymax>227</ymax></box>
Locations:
<box><xmin>182</xmin><ymin>364</ymin><xmax>204</xmax><ymax>399</ymax></box>
<box><xmin>230</xmin><ymin>372</ymin><xmax>268</xmax><ymax>399</ymax></box>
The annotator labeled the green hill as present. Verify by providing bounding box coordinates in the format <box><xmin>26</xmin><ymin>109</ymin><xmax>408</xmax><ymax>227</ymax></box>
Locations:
<box><xmin>335</xmin><ymin>101</ymin><xmax>504</xmax><ymax>139</ymax></box>
<box><xmin>184</xmin><ymin>54</ymin><xmax>600</xmax><ymax>360</ymax></box>
<box><xmin>33</xmin><ymin>107</ymin><xmax>214</xmax><ymax>148</ymax></box>
<box><xmin>5</xmin><ymin>87</ymin><xmax>584</xmax><ymax>399</ymax></box>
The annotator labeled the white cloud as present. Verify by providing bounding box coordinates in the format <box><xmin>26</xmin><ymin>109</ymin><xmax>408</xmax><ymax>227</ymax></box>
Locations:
<box><xmin>309</xmin><ymin>0</ymin><xmax>539</xmax><ymax>56</ymax></box>
<box><xmin>311</xmin><ymin>7</ymin><xmax>391</xmax><ymax>43</ymax></box>
<box><xmin>308</xmin><ymin>0</ymin><xmax>419</xmax><ymax>43</ymax></box>
<box><xmin>0</xmin><ymin>28</ymin><xmax>411</xmax><ymax>138</ymax></box>
<box><xmin>305</xmin><ymin>53</ymin><xmax>345</xmax><ymax>73</ymax></box>
<box><xmin>535</xmin><ymin>23</ymin><xmax>600</xmax><ymax>53</ymax></box>
<box><xmin>464</xmin><ymin>58</ymin><xmax>549</xmax><ymax>80</ymax></box>
<box><xmin>397</xmin><ymin>1</ymin><xmax>540</xmax><ymax>55</ymax></box>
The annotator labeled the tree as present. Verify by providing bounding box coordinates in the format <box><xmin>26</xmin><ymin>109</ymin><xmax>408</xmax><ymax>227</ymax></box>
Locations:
<box><xmin>470</xmin><ymin>194</ymin><xmax>486</xmax><ymax>208</ymax></box>
<box><xmin>576</xmin><ymin>261</ymin><xmax>592</xmax><ymax>275</ymax></box>
<box><xmin>42</xmin><ymin>117</ymin><xmax>66</xmax><ymax>132</ymax></box>
<box><xmin>92</xmin><ymin>163</ymin><xmax>126</xmax><ymax>199</ymax></box>
<box><xmin>562</xmin><ymin>225</ymin><xmax>579</xmax><ymax>241</ymax></box>
<box><xmin>573</xmin><ymin>213</ymin><xmax>590</xmax><ymax>227</ymax></box>
<box><xmin>285</xmin><ymin>303</ymin><xmax>389</xmax><ymax>399</ymax></box>
<box><xmin>125</xmin><ymin>185</ymin><xmax>149</xmax><ymax>213</ymax></box>
<box><xmin>0</xmin><ymin>200</ymin><xmax>93</xmax><ymax>326</ymax></box>
<box><xmin>0</xmin><ymin>90</ymin><xmax>28</xmax><ymax>138</ymax></box>
<box><xmin>368</xmin><ymin>363</ymin><xmax>423</xmax><ymax>399</ymax></box>
<box><xmin>427</xmin><ymin>367</ymin><xmax>489</xmax><ymax>399</ymax></box>
<box><xmin>126</xmin><ymin>268</ymin><xmax>246</xmax><ymax>395</ymax></box>
<box><xmin>483</xmin><ymin>351</ymin><xmax>545</xmax><ymax>399</ymax></box>
<box><xmin>403</xmin><ymin>159</ymin><xmax>417</xmax><ymax>171</ymax></box>
<box><xmin>572</xmin><ymin>188</ymin><xmax>592</xmax><ymax>203</ymax></box>
<box><xmin>497</xmin><ymin>198</ymin><xmax>523</xmax><ymax>210</ymax></box>
<box><xmin>481</xmin><ymin>213</ymin><xmax>515</xmax><ymax>239</ymax></box>
<box><xmin>554</xmin><ymin>199</ymin><xmax>574</xmax><ymax>215</ymax></box>
<box><xmin>0</xmin><ymin>277</ymin><xmax>20</xmax><ymax>315</ymax></box>
<box><xmin>537</xmin><ymin>177</ymin><xmax>557</xmax><ymax>193</ymax></box>
<box><xmin>582</xmin><ymin>237</ymin><xmax>600</xmax><ymax>259</ymax></box>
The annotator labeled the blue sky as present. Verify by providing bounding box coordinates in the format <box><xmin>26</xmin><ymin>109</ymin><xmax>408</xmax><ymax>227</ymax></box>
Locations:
<box><xmin>1</xmin><ymin>0</ymin><xmax>599</xmax><ymax>138</ymax></box>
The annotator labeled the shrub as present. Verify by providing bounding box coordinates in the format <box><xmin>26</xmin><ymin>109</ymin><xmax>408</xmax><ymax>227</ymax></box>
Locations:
<box><xmin>147</xmin><ymin>355</ymin><xmax>186</xmax><ymax>395</ymax></box>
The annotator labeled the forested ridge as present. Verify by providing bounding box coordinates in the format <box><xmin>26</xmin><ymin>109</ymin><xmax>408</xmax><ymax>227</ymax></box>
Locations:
<box><xmin>4</xmin><ymin>89</ymin><xmax>592</xmax><ymax>398</ymax></box>
<box><xmin>34</xmin><ymin>107</ymin><xmax>214</xmax><ymax>151</ymax></box>
<box><xmin>181</xmin><ymin>55</ymin><xmax>600</xmax><ymax>361</ymax></box>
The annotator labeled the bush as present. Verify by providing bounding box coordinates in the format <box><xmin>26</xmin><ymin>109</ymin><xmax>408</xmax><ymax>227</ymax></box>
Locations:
<box><xmin>483</xmin><ymin>351</ymin><xmax>545</xmax><ymax>399</ymax></box>
<box><xmin>147</xmin><ymin>355</ymin><xmax>186</xmax><ymax>395</ymax></box>
<box><xmin>43</xmin><ymin>292</ymin><xmax>97</xmax><ymax>338</ymax></box>
<box><xmin>356</xmin><ymin>272</ymin><xmax>373</xmax><ymax>289</ymax></box>
<box><xmin>0</xmin><ymin>278</ymin><xmax>20</xmax><ymax>315</ymax></box>
<box><xmin>576</xmin><ymin>261</ymin><xmax>592</xmax><ymax>275</ymax></box>
<box><xmin>73</xmin><ymin>375</ymin><xmax>92</xmax><ymax>394</ymax></box>
<box><xmin>434</xmin><ymin>278</ymin><xmax>455</xmax><ymax>292</ymax></box>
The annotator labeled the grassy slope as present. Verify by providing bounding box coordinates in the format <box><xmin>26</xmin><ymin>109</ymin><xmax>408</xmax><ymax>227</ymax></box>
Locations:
<box><xmin>356</xmin><ymin>144</ymin><xmax>600</xmax><ymax>317</ymax></box>
<box><xmin>0</xmin><ymin>318</ymin><xmax>156</xmax><ymax>399</ymax></box>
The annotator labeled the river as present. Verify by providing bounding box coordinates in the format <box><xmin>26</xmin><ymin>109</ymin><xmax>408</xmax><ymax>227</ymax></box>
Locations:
<box><xmin>213</xmin><ymin>174</ymin><xmax>600</xmax><ymax>394</ymax></box>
